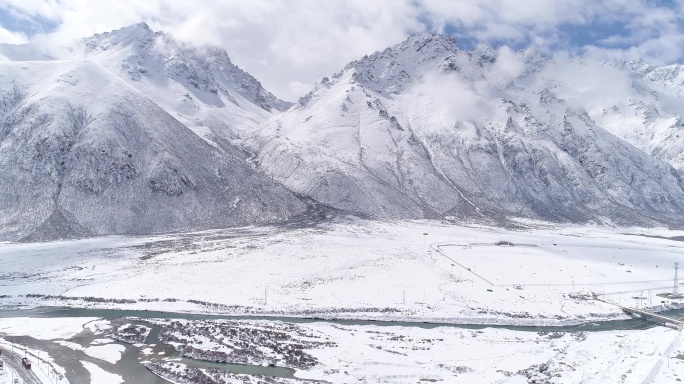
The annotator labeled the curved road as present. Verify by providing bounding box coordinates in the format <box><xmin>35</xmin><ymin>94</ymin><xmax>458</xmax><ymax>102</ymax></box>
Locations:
<box><xmin>431</xmin><ymin>243</ymin><xmax>495</xmax><ymax>286</ymax></box>
<box><xmin>1</xmin><ymin>347</ymin><xmax>41</xmax><ymax>384</ymax></box>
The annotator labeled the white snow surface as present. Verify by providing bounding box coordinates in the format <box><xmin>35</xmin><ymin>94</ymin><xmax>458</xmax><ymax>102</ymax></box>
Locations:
<box><xmin>81</xmin><ymin>361</ymin><xmax>123</xmax><ymax>384</ymax></box>
<box><xmin>2</xmin><ymin>219</ymin><xmax>684</xmax><ymax>325</ymax></box>
<box><xmin>146</xmin><ymin>317</ymin><xmax>684</xmax><ymax>383</ymax></box>
<box><xmin>84</xmin><ymin>342</ymin><xmax>125</xmax><ymax>364</ymax></box>
<box><xmin>296</xmin><ymin>322</ymin><xmax>681</xmax><ymax>383</ymax></box>
<box><xmin>0</xmin><ymin>317</ymin><xmax>96</xmax><ymax>340</ymax></box>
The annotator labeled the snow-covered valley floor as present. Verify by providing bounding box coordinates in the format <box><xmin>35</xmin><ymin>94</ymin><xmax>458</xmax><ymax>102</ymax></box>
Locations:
<box><xmin>2</xmin><ymin>217</ymin><xmax>684</xmax><ymax>383</ymax></box>
<box><xmin>2</xmin><ymin>217</ymin><xmax>684</xmax><ymax>324</ymax></box>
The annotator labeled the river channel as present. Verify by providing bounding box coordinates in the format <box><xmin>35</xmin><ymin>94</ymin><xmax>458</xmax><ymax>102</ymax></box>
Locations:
<box><xmin>1</xmin><ymin>306</ymin><xmax>684</xmax><ymax>383</ymax></box>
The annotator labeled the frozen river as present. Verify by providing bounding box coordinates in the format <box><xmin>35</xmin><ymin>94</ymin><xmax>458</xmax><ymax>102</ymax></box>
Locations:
<box><xmin>1</xmin><ymin>306</ymin><xmax>683</xmax><ymax>383</ymax></box>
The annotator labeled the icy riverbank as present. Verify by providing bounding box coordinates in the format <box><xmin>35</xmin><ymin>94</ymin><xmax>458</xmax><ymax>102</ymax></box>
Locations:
<box><xmin>140</xmin><ymin>317</ymin><xmax>684</xmax><ymax>383</ymax></box>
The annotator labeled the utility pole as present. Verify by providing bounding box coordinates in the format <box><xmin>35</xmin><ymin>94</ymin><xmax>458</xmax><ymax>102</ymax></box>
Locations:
<box><xmin>674</xmin><ymin>262</ymin><xmax>680</xmax><ymax>296</ymax></box>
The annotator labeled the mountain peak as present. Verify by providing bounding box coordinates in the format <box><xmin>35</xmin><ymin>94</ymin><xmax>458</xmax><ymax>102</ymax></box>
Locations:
<box><xmin>404</xmin><ymin>32</ymin><xmax>459</xmax><ymax>51</ymax></box>
<box><xmin>338</xmin><ymin>32</ymin><xmax>461</xmax><ymax>95</ymax></box>
<box><xmin>114</xmin><ymin>21</ymin><xmax>153</xmax><ymax>35</ymax></box>
<box><xmin>74</xmin><ymin>24</ymin><xmax>291</xmax><ymax>112</ymax></box>
<box><xmin>121</xmin><ymin>21</ymin><xmax>151</xmax><ymax>32</ymax></box>
<box><xmin>83</xmin><ymin>22</ymin><xmax>156</xmax><ymax>53</ymax></box>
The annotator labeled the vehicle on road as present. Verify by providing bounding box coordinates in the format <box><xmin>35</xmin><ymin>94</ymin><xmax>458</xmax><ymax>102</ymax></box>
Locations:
<box><xmin>21</xmin><ymin>357</ymin><xmax>31</xmax><ymax>369</ymax></box>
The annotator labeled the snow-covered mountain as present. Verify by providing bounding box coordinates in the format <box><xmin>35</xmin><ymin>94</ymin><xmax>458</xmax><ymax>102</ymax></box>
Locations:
<box><xmin>593</xmin><ymin>59</ymin><xmax>684</xmax><ymax>171</ymax></box>
<box><xmin>0</xmin><ymin>59</ymin><xmax>306</xmax><ymax>241</ymax></box>
<box><xmin>0</xmin><ymin>23</ymin><xmax>290</xmax><ymax>148</ymax></box>
<box><xmin>0</xmin><ymin>23</ymin><xmax>312</xmax><ymax>241</ymax></box>
<box><xmin>60</xmin><ymin>22</ymin><xmax>291</xmax><ymax>147</ymax></box>
<box><xmin>2</xmin><ymin>26</ymin><xmax>684</xmax><ymax>239</ymax></box>
<box><xmin>247</xmin><ymin>33</ymin><xmax>684</xmax><ymax>225</ymax></box>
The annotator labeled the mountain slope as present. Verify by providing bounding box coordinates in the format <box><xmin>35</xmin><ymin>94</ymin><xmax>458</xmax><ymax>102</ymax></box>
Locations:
<box><xmin>67</xmin><ymin>23</ymin><xmax>291</xmax><ymax>147</ymax></box>
<box><xmin>247</xmin><ymin>33</ymin><xmax>684</xmax><ymax>225</ymax></box>
<box><xmin>0</xmin><ymin>60</ymin><xmax>306</xmax><ymax>241</ymax></box>
<box><xmin>3</xmin><ymin>27</ymin><xmax>684</xmax><ymax>232</ymax></box>
<box><xmin>590</xmin><ymin>59</ymin><xmax>684</xmax><ymax>171</ymax></box>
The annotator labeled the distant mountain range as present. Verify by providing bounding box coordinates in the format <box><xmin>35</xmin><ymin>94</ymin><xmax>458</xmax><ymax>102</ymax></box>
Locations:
<box><xmin>1</xmin><ymin>24</ymin><xmax>683</xmax><ymax>240</ymax></box>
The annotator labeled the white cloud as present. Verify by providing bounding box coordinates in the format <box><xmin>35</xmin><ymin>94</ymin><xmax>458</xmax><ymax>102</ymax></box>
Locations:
<box><xmin>0</xmin><ymin>26</ymin><xmax>27</xmax><ymax>44</ymax></box>
<box><xmin>1</xmin><ymin>0</ymin><xmax>683</xmax><ymax>100</ymax></box>
<box><xmin>3</xmin><ymin>0</ymin><xmax>425</xmax><ymax>100</ymax></box>
<box><xmin>487</xmin><ymin>46</ymin><xmax>525</xmax><ymax>84</ymax></box>
<box><xmin>417</xmin><ymin>71</ymin><xmax>487</xmax><ymax>122</ymax></box>
<box><xmin>543</xmin><ymin>57</ymin><xmax>635</xmax><ymax>113</ymax></box>
<box><xmin>416</xmin><ymin>46</ymin><xmax>524</xmax><ymax>123</ymax></box>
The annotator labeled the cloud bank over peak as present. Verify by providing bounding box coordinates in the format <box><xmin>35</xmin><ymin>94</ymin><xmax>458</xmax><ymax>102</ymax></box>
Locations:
<box><xmin>1</xmin><ymin>0</ymin><xmax>683</xmax><ymax>100</ymax></box>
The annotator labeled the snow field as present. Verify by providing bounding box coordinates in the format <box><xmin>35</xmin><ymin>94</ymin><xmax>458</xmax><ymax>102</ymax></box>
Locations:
<box><xmin>145</xmin><ymin>318</ymin><xmax>684</xmax><ymax>384</ymax></box>
<box><xmin>441</xmin><ymin>241</ymin><xmax>680</xmax><ymax>288</ymax></box>
<box><xmin>81</xmin><ymin>361</ymin><xmax>122</xmax><ymax>384</ymax></box>
<box><xmin>0</xmin><ymin>318</ymin><xmax>98</xmax><ymax>340</ymax></box>
<box><xmin>1</xmin><ymin>219</ymin><xmax>684</xmax><ymax>324</ymax></box>
<box><xmin>83</xmin><ymin>343</ymin><xmax>124</xmax><ymax>364</ymax></box>
<box><xmin>295</xmin><ymin>324</ymin><xmax>677</xmax><ymax>383</ymax></box>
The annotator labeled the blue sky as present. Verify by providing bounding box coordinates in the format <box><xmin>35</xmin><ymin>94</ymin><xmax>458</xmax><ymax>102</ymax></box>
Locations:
<box><xmin>1</xmin><ymin>0</ymin><xmax>683</xmax><ymax>100</ymax></box>
<box><xmin>0</xmin><ymin>7</ymin><xmax>56</xmax><ymax>37</ymax></box>
<box><xmin>443</xmin><ymin>20</ymin><xmax>634</xmax><ymax>52</ymax></box>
